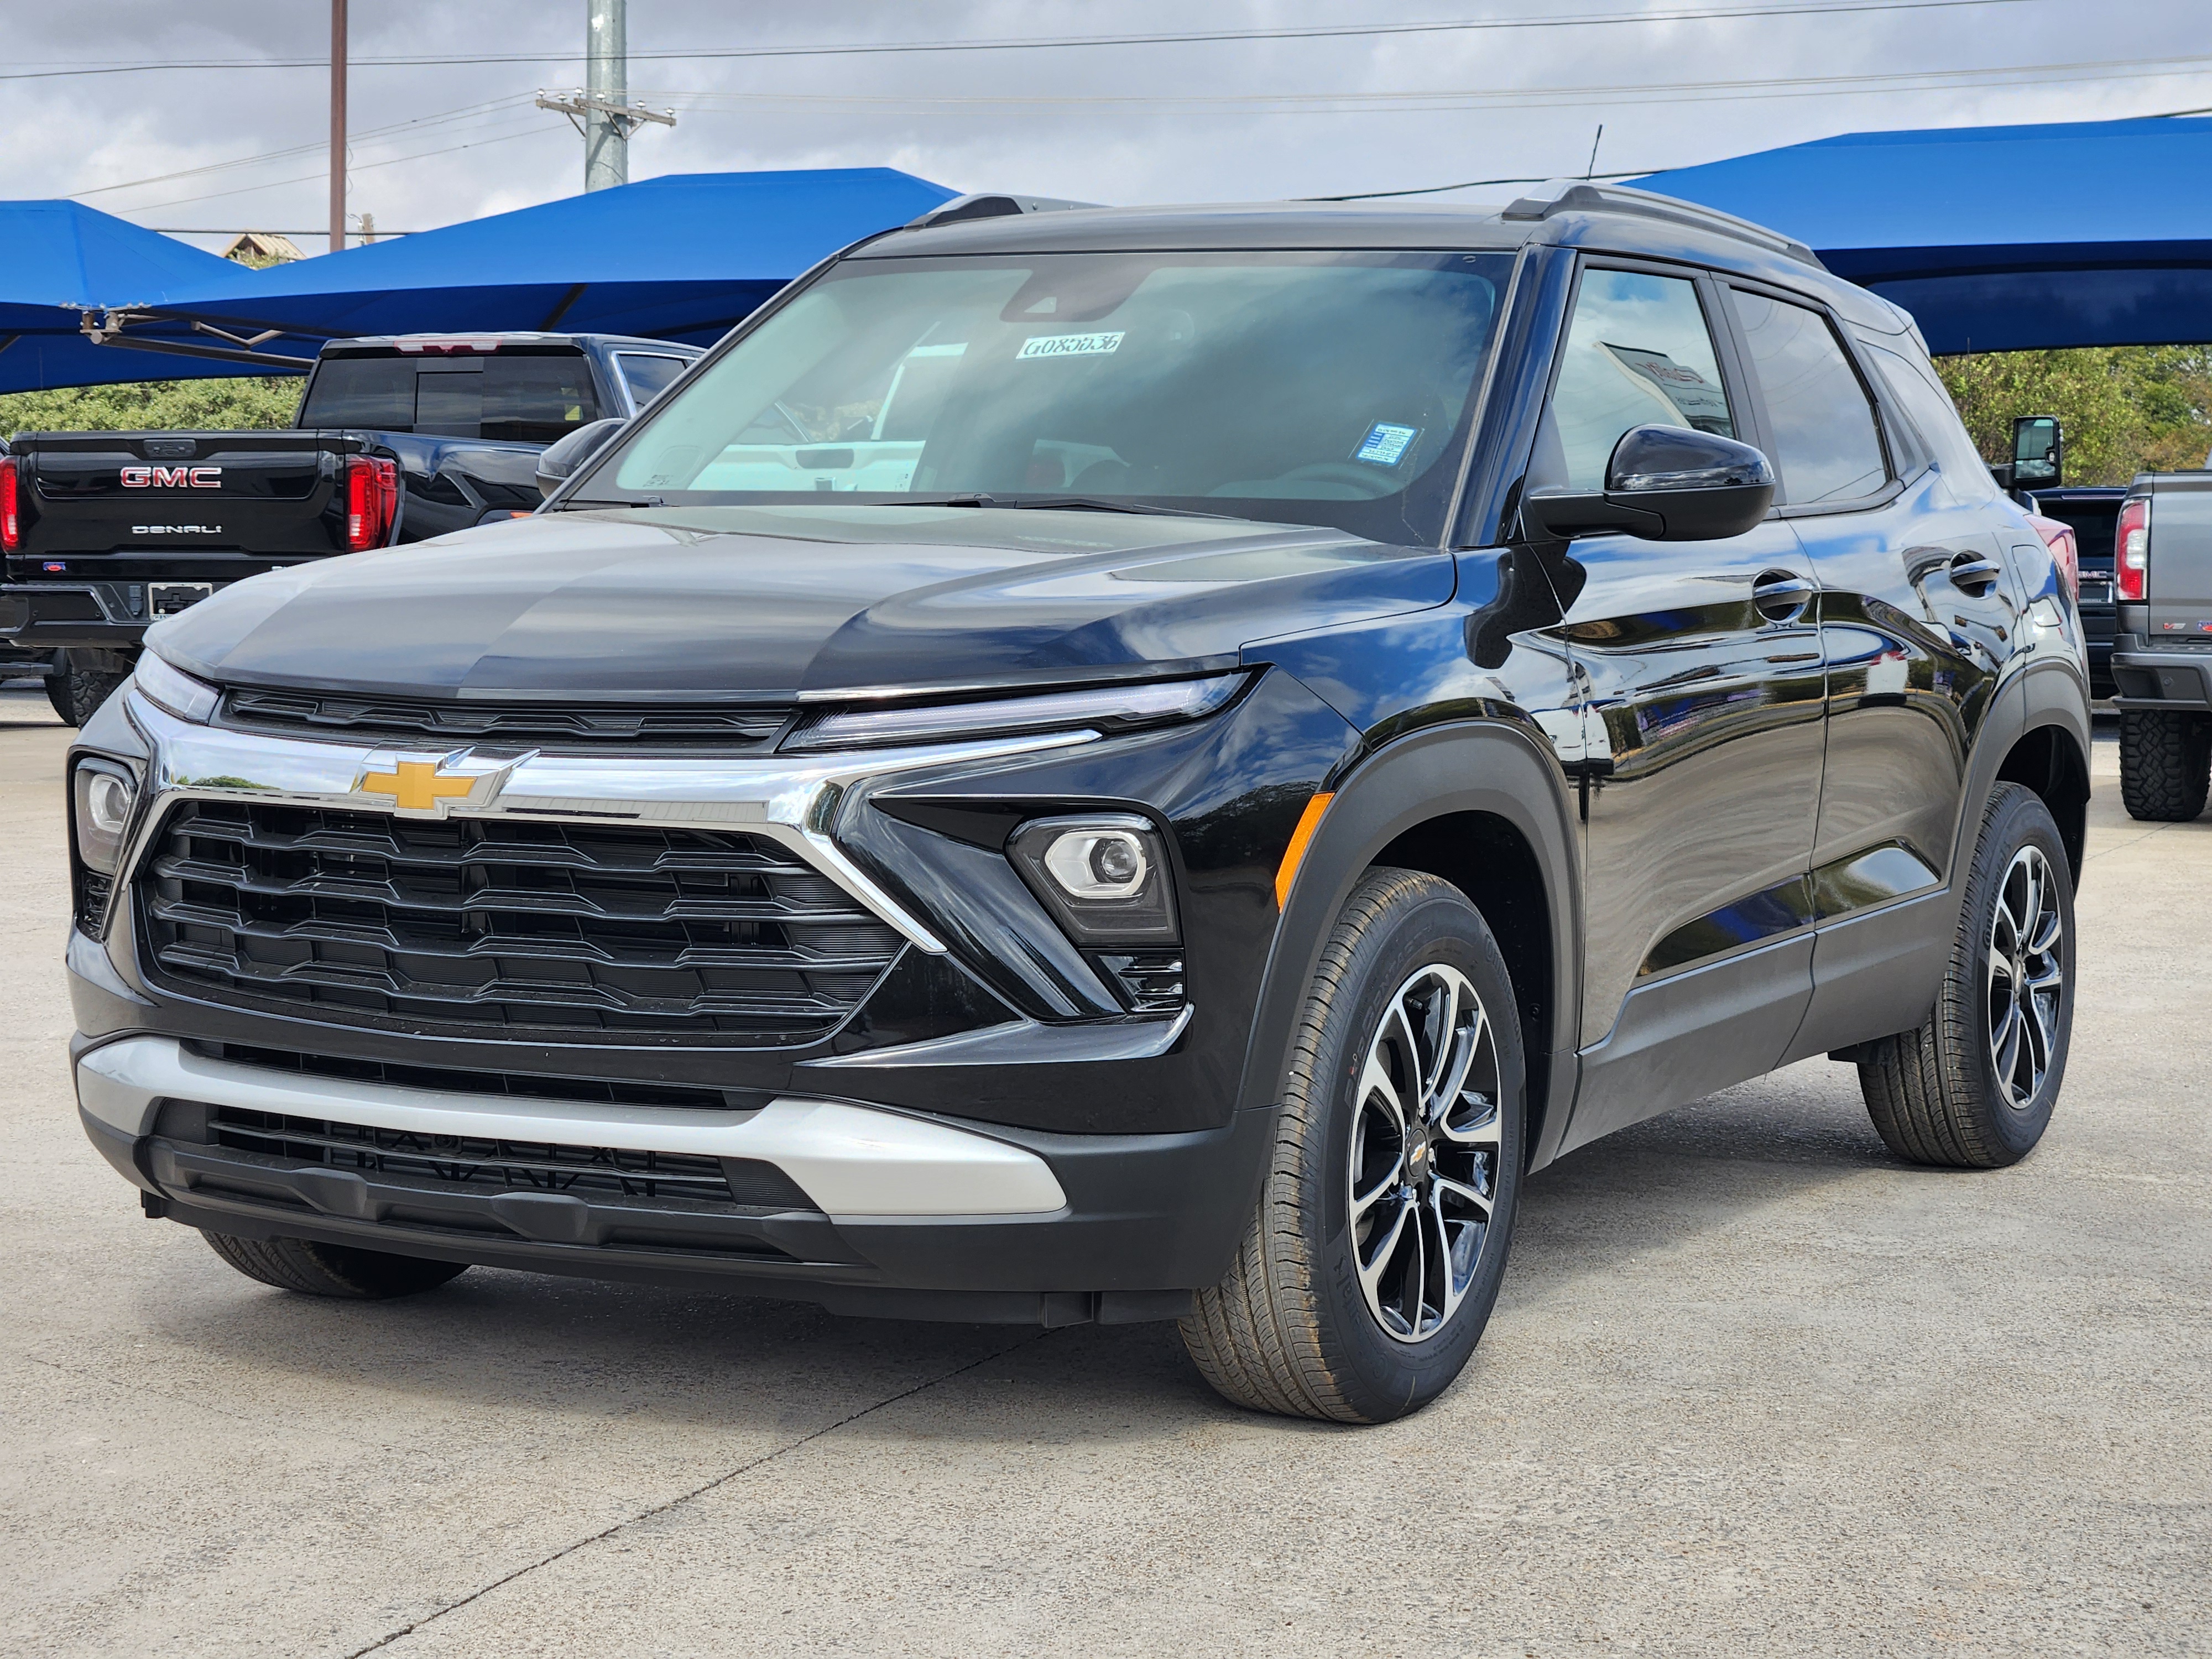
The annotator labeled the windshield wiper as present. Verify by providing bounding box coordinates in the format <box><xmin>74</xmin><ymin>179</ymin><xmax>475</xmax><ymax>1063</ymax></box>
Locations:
<box><xmin>889</xmin><ymin>493</ymin><xmax>1234</xmax><ymax>520</ymax></box>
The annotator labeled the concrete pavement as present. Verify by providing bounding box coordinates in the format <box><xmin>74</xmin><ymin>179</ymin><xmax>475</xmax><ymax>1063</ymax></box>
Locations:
<box><xmin>2</xmin><ymin>687</ymin><xmax>2205</xmax><ymax>1656</ymax></box>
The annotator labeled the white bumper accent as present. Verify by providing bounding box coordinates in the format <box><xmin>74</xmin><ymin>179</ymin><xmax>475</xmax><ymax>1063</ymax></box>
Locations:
<box><xmin>74</xmin><ymin>1036</ymin><xmax>1067</xmax><ymax>1218</ymax></box>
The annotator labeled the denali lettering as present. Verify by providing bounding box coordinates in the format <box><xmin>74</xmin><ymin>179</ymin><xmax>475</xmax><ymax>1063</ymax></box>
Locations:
<box><xmin>119</xmin><ymin>466</ymin><xmax>222</xmax><ymax>488</ymax></box>
<box><xmin>130</xmin><ymin>525</ymin><xmax>223</xmax><ymax>535</ymax></box>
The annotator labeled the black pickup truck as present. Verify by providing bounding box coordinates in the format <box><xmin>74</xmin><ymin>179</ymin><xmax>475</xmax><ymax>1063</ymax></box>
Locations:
<box><xmin>1</xmin><ymin>332</ymin><xmax>701</xmax><ymax>723</ymax></box>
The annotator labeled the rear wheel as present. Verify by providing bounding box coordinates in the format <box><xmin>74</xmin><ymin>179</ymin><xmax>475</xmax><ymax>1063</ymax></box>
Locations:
<box><xmin>45</xmin><ymin>648</ymin><xmax>135</xmax><ymax>728</ymax></box>
<box><xmin>202</xmin><ymin>1230</ymin><xmax>470</xmax><ymax>1299</ymax></box>
<box><xmin>2117</xmin><ymin>709</ymin><xmax>2210</xmax><ymax>821</ymax></box>
<box><xmin>1855</xmin><ymin>784</ymin><xmax>2073</xmax><ymax>1168</ymax></box>
<box><xmin>1181</xmin><ymin>869</ymin><xmax>1524</xmax><ymax>1423</ymax></box>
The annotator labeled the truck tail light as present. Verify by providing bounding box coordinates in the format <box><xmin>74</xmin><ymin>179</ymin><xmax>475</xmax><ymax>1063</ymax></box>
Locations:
<box><xmin>344</xmin><ymin>455</ymin><xmax>399</xmax><ymax>551</ymax></box>
<box><xmin>0</xmin><ymin>458</ymin><xmax>19</xmax><ymax>551</ymax></box>
<box><xmin>2025</xmin><ymin>513</ymin><xmax>2078</xmax><ymax>603</ymax></box>
<box><xmin>2116</xmin><ymin>496</ymin><xmax>2151</xmax><ymax>602</ymax></box>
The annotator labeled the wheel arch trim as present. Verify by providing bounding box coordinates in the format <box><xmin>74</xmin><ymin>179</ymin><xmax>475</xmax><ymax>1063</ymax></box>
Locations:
<box><xmin>1234</xmin><ymin>719</ymin><xmax>1583</xmax><ymax>1170</ymax></box>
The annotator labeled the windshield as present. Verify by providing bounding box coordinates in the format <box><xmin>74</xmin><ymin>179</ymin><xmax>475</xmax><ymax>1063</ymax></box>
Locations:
<box><xmin>591</xmin><ymin>249</ymin><xmax>1515</xmax><ymax>544</ymax></box>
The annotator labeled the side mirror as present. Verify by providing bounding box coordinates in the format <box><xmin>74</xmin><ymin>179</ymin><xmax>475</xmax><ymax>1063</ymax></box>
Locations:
<box><xmin>535</xmin><ymin>416</ymin><xmax>629</xmax><ymax>499</ymax></box>
<box><xmin>1521</xmin><ymin>424</ymin><xmax>1776</xmax><ymax>542</ymax></box>
<box><xmin>2012</xmin><ymin>414</ymin><xmax>2062</xmax><ymax>488</ymax></box>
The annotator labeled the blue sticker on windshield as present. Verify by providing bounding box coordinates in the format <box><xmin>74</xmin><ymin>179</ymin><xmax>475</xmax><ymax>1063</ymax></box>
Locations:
<box><xmin>1354</xmin><ymin>422</ymin><xmax>1419</xmax><ymax>466</ymax></box>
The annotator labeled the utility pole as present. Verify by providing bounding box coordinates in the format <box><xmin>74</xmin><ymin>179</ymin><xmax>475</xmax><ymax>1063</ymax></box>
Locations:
<box><xmin>329</xmin><ymin>0</ymin><xmax>348</xmax><ymax>251</ymax></box>
<box><xmin>586</xmin><ymin>1</ymin><xmax>627</xmax><ymax>191</ymax></box>
<box><xmin>536</xmin><ymin>2</ymin><xmax>674</xmax><ymax>192</ymax></box>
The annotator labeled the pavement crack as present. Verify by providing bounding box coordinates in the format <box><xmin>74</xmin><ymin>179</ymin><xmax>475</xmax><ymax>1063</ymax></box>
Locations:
<box><xmin>341</xmin><ymin>1331</ymin><xmax>1047</xmax><ymax>1657</ymax></box>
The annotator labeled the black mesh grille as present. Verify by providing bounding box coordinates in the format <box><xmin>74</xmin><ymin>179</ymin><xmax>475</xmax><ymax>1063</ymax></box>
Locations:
<box><xmin>220</xmin><ymin>687</ymin><xmax>792</xmax><ymax>749</ymax></box>
<box><xmin>137</xmin><ymin>800</ymin><xmax>902</xmax><ymax>1042</ymax></box>
<box><xmin>206</xmin><ymin>1103</ymin><xmax>815</xmax><ymax>1210</ymax></box>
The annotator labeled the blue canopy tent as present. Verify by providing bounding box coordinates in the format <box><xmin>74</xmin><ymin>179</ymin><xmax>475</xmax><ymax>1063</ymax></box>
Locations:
<box><xmin>0</xmin><ymin>200</ymin><xmax>273</xmax><ymax>394</ymax></box>
<box><xmin>1638</xmin><ymin>116</ymin><xmax>2212</xmax><ymax>354</ymax></box>
<box><xmin>83</xmin><ymin>168</ymin><xmax>958</xmax><ymax>382</ymax></box>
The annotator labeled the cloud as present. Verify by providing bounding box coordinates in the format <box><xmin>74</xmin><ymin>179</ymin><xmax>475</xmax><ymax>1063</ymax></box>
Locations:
<box><xmin>3</xmin><ymin>0</ymin><xmax>2199</xmax><ymax>250</ymax></box>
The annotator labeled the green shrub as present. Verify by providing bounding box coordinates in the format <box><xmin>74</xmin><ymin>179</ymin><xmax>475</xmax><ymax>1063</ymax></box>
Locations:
<box><xmin>0</xmin><ymin>376</ymin><xmax>302</xmax><ymax>440</ymax></box>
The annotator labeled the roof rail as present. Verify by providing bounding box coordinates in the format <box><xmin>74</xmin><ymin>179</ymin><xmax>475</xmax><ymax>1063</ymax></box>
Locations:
<box><xmin>906</xmin><ymin>193</ymin><xmax>1104</xmax><ymax>231</ymax></box>
<box><xmin>1499</xmin><ymin>180</ymin><xmax>1823</xmax><ymax>269</ymax></box>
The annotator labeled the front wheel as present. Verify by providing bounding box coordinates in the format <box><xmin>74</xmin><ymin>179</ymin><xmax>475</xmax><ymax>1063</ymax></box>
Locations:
<box><xmin>1181</xmin><ymin>868</ymin><xmax>1524</xmax><ymax>1423</ymax></box>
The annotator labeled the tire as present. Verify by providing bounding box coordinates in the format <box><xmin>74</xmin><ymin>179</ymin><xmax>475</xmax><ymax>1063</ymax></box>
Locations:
<box><xmin>1855</xmin><ymin>784</ymin><xmax>2074</xmax><ymax>1168</ymax></box>
<box><xmin>2117</xmin><ymin>709</ymin><xmax>2210</xmax><ymax>821</ymax></box>
<box><xmin>45</xmin><ymin>648</ymin><xmax>135</xmax><ymax>728</ymax></box>
<box><xmin>1181</xmin><ymin>868</ymin><xmax>1525</xmax><ymax>1423</ymax></box>
<box><xmin>201</xmin><ymin>1230</ymin><xmax>470</xmax><ymax>1299</ymax></box>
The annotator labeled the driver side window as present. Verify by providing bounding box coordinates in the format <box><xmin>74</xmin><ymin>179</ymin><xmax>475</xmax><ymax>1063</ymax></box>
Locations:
<box><xmin>1536</xmin><ymin>269</ymin><xmax>1735</xmax><ymax>492</ymax></box>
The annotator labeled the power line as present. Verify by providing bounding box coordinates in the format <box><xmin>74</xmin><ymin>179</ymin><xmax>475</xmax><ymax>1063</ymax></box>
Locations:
<box><xmin>72</xmin><ymin>96</ymin><xmax>534</xmax><ymax>198</ymax></box>
<box><xmin>0</xmin><ymin>0</ymin><xmax>2054</xmax><ymax>81</ymax></box>
<box><xmin>620</xmin><ymin>51</ymin><xmax>2212</xmax><ymax>112</ymax></box>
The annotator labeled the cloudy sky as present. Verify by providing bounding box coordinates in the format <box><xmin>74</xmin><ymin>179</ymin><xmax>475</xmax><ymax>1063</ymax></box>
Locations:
<box><xmin>4</xmin><ymin>0</ymin><xmax>2203</xmax><ymax>252</ymax></box>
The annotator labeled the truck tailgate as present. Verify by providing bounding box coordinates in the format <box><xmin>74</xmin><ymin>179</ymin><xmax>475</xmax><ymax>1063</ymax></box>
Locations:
<box><xmin>8</xmin><ymin>430</ymin><xmax>366</xmax><ymax>564</ymax></box>
<box><xmin>2143</xmin><ymin>475</ymin><xmax>2212</xmax><ymax>638</ymax></box>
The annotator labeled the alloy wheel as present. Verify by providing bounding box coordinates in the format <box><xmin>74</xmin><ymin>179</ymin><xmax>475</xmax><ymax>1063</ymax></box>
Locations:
<box><xmin>1348</xmin><ymin>963</ymin><xmax>1504</xmax><ymax>1343</ymax></box>
<box><xmin>1986</xmin><ymin>844</ymin><xmax>2064</xmax><ymax>1110</ymax></box>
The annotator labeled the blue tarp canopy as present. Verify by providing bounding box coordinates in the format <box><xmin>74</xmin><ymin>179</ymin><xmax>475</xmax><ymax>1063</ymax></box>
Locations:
<box><xmin>0</xmin><ymin>200</ymin><xmax>270</xmax><ymax>395</ymax></box>
<box><xmin>1640</xmin><ymin>116</ymin><xmax>2212</xmax><ymax>354</ymax></box>
<box><xmin>118</xmin><ymin>167</ymin><xmax>958</xmax><ymax>374</ymax></box>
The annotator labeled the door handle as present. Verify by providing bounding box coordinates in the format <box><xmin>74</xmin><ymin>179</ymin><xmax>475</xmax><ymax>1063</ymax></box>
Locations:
<box><xmin>1947</xmin><ymin>551</ymin><xmax>2004</xmax><ymax>594</ymax></box>
<box><xmin>1751</xmin><ymin>570</ymin><xmax>1816</xmax><ymax>623</ymax></box>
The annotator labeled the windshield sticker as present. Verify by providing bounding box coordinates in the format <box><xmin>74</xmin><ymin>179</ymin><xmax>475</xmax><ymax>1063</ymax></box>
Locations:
<box><xmin>1017</xmin><ymin>332</ymin><xmax>1126</xmax><ymax>361</ymax></box>
<box><xmin>1353</xmin><ymin>423</ymin><xmax>1420</xmax><ymax>466</ymax></box>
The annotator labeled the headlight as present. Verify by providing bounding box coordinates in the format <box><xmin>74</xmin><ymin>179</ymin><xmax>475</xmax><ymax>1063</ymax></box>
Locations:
<box><xmin>784</xmin><ymin>672</ymin><xmax>1245</xmax><ymax>754</ymax></box>
<box><xmin>132</xmin><ymin>651</ymin><xmax>220</xmax><ymax>723</ymax></box>
<box><xmin>72</xmin><ymin>760</ymin><xmax>138</xmax><ymax>875</ymax></box>
<box><xmin>1009</xmin><ymin>814</ymin><xmax>1178</xmax><ymax>945</ymax></box>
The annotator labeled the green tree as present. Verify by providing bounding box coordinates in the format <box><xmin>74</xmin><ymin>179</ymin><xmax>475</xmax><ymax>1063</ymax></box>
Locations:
<box><xmin>0</xmin><ymin>375</ymin><xmax>301</xmax><ymax>441</ymax></box>
<box><xmin>1936</xmin><ymin>346</ymin><xmax>2212</xmax><ymax>484</ymax></box>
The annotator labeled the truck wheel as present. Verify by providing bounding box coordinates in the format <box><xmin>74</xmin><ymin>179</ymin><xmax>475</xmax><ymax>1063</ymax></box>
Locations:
<box><xmin>45</xmin><ymin>648</ymin><xmax>135</xmax><ymax>728</ymax></box>
<box><xmin>2117</xmin><ymin>709</ymin><xmax>2210</xmax><ymax>821</ymax></box>
<box><xmin>1181</xmin><ymin>869</ymin><xmax>1524</xmax><ymax>1423</ymax></box>
<box><xmin>201</xmin><ymin>1229</ymin><xmax>469</xmax><ymax>1299</ymax></box>
<box><xmin>1855</xmin><ymin>784</ymin><xmax>2073</xmax><ymax>1168</ymax></box>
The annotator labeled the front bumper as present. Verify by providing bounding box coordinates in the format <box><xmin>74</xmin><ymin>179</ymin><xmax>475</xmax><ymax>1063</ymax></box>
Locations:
<box><xmin>62</xmin><ymin>674</ymin><xmax>1357</xmax><ymax>1318</ymax></box>
<box><xmin>75</xmin><ymin>1030</ymin><xmax>1274</xmax><ymax>1323</ymax></box>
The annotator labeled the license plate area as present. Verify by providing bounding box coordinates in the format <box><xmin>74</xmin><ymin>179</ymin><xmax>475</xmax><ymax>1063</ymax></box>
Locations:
<box><xmin>148</xmin><ymin>582</ymin><xmax>215</xmax><ymax>616</ymax></box>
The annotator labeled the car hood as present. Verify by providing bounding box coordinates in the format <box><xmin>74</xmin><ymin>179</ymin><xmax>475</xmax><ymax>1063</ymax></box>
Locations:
<box><xmin>150</xmin><ymin>503</ymin><xmax>1455</xmax><ymax>700</ymax></box>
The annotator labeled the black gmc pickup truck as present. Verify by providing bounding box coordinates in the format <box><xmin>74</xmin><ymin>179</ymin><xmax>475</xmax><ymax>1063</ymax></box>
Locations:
<box><xmin>2</xmin><ymin>332</ymin><xmax>700</xmax><ymax>723</ymax></box>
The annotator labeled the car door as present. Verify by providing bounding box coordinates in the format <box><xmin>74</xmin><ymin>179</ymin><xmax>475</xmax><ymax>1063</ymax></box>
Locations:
<box><xmin>1726</xmin><ymin>296</ymin><xmax>2021</xmax><ymax>1058</ymax></box>
<box><xmin>1542</xmin><ymin>263</ymin><xmax>1828</xmax><ymax>1154</ymax></box>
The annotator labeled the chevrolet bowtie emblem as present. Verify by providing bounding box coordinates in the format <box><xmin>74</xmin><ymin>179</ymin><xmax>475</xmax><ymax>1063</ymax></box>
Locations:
<box><xmin>352</xmin><ymin>751</ymin><xmax>524</xmax><ymax>818</ymax></box>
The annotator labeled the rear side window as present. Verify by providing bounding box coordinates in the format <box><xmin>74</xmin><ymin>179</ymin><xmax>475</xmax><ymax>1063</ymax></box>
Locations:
<box><xmin>1860</xmin><ymin>340</ymin><xmax>2000</xmax><ymax>505</ymax></box>
<box><xmin>1538</xmin><ymin>269</ymin><xmax>1735</xmax><ymax>491</ymax></box>
<box><xmin>1729</xmin><ymin>290</ymin><xmax>1887</xmax><ymax>505</ymax></box>
<box><xmin>298</xmin><ymin>353</ymin><xmax>601</xmax><ymax>441</ymax></box>
<box><xmin>615</xmin><ymin>353</ymin><xmax>689</xmax><ymax>409</ymax></box>
<box><xmin>300</xmin><ymin>358</ymin><xmax>414</xmax><ymax>429</ymax></box>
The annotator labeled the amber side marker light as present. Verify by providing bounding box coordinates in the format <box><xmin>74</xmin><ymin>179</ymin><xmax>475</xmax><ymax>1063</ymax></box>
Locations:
<box><xmin>1274</xmin><ymin>791</ymin><xmax>1334</xmax><ymax>909</ymax></box>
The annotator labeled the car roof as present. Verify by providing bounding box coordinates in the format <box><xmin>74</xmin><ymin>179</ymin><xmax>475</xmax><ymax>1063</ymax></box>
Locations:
<box><xmin>853</xmin><ymin>190</ymin><xmax>1912</xmax><ymax>336</ymax></box>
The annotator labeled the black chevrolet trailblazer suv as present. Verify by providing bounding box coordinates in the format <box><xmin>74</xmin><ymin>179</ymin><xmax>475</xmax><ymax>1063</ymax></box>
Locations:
<box><xmin>66</xmin><ymin>185</ymin><xmax>2090</xmax><ymax>1422</ymax></box>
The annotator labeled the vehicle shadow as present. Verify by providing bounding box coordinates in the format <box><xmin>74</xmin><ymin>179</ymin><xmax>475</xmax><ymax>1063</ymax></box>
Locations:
<box><xmin>139</xmin><ymin>1060</ymin><xmax>1902</xmax><ymax>1442</ymax></box>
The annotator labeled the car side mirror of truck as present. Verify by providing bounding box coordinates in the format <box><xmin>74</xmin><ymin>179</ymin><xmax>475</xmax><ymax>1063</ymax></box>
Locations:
<box><xmin>2012</xmin><ymin>415</ymin><xmax>2062</xmax><ymax>488</ymax></box>
<box><xmin>1520</xmin><ymin>424</ymin><xmax>1776</xmax><ymax>543</ymax></box>
<box><xmin>535</xmin><ymin>417</ymin><xmax>630</xmax><ymax>499</ymax></box>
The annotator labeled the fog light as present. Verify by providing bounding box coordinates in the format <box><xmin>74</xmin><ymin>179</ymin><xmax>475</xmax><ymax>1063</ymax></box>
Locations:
<box><xmin>73</xmin><ymin>761</ymin><xmax>138</xmax><ymax>875</ymax></box>
<box><xmin>1009</xmin><ymin>814</ymin><xmax>1177</xmax><ymax>945</ymax></box>
<box><xmin>1043</xmin><ymin>827</ymin><xmax>1149</xmax><ymax>899</ymax></box>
